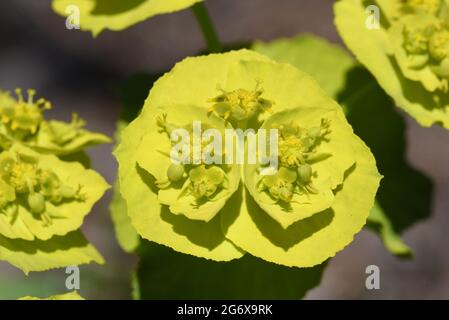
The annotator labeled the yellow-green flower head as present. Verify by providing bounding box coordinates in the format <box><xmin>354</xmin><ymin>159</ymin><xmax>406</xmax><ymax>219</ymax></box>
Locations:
<box><xmin>115</xmin><ymin>50</ymin><xmax>381</xmax><ymax>267</ymax></box>
<box><xmin>0</xmin><ymin>89</ymin><xmax>110</xmax><ymax>274</ymax></box>
<box><xmin>390</xmin><ymin>15</ymin><xmax>449</xmax><ymax>92</ymax></box>
<box><xmin>335</xmin><ymin>0</ymin><xmax>449</xmax><ymax>129</ymax></box>
<box><xmin>52</xmin><ymin>0</ymin><xmax>204</xmax><ymax>37</ymax></box>
<box><xmin>0</xmin><ymin>89</ymin><xmax>50</xmax><ymax>135</ymax></box>
<box><xmin>0</xmin><ymin>88</ymin><xmax>110</xmax><ymax>155</ymax></box>
<box><xmin>0</xmin><ymin>144</ymin><xmax>109</xmax><ymax>241</ymax></box>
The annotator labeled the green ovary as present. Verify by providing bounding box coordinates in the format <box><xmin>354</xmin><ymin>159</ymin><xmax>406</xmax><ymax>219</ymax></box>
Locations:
<box><xmin>154</xmin><ymin>113</ymin><xmax>230</xmax><ymax>205</ymax></box>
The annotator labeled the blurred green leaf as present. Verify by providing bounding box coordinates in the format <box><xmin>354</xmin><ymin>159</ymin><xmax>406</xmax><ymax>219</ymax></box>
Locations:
<box><xmin>253</xmin><ymin>34</ymin><xmax>433</xmax><ymax>257</ymax></box>
<box><xmin>367</xmin><ymin>202</ymin><xmax>412</xmax><ymax>257</ymax></box>
<box><xmin>110</xmin><ymin>178</ymin><xmax>140</xmax><ymax>253</ymax></box>
<box><xmin>110</xmin><ymin>122</ymin><xmax>141</xmax><ymax>253</ymax></box>
<box><xmin>136</xmin><ymin>241</ymin><xmax>325</xmax><ymax>299</ymax></box>
<box><xmin>0</xmin><ymin>230</ymin><xmax>104</xmax><ymax>275</ymax></box>
<box><xmin>109</xmin><ymin>73</ymin><xmax>159</xmax><ymax>253</ymax></box>
<box><xmin>253</xmin><ymin>34</ymin><xmax>355</xmax><ymax>99</ymax></box>
<box><xmin>52</xmin><ymin>0</ymin><xmax>203</xmax><ymax>37</ymax></box>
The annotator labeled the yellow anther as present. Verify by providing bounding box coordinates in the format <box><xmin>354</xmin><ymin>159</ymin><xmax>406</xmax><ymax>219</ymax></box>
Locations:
<box><xmin>14</xmin><ymin>88</ymin><xmax>23</xmax><ymax>101</ymax></box>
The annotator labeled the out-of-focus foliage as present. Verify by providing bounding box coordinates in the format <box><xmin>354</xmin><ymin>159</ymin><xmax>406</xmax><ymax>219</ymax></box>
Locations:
<box><xmin>135</xmin><ymin>241</ymin><xmax>325</xmax><ymax>299</ymax></box>
<box><xmin>110</xmin><ymin>121</ymin><xmax>140</xmax><ymax>253</ymax></box>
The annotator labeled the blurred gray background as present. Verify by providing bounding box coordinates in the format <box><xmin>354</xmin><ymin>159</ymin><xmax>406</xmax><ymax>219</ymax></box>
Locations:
<box><xmin>0</xmin><ymin>0</ymin><xmax>448</xmax><ymax>299</ymax></box>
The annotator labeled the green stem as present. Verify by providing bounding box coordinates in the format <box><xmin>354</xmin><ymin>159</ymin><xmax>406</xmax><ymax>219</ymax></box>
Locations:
<box><xmin>191</xmin><ymin>2</ymin><xmax>222</xmax><ymax>53</ymax></box>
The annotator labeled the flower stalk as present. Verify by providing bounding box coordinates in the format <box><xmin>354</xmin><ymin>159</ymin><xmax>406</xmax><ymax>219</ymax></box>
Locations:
<box><xmin>192</xmin><ymin>2</ymin><xmax>223</xmax><ymax>53</ymax></box>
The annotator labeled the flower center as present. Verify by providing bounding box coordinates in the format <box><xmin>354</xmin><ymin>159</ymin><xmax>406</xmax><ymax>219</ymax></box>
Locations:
<box><xmin>258</xmin><ymin>119</ymin><xmax>331</xmax><ymax>204</ymax></box>
<box><xmin>276</xmin><ymin>119</ymin><xmax>330</xmax><ymax>168</ymax></box>
<box><xmin>207</xmin><ymin>81</ymin><xmax>273</xmax><ymax>122</ymax></box>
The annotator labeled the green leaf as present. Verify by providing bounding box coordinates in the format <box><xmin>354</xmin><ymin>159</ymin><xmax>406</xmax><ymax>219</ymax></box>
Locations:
<box><xmin>135</xmin><ymin>241</ymin><xmax>325</xmax><ymax>299</ymax></box>
<box><xmin>253</xmin><ymin>34</ymin><xmax>355</xmax><ymax>99</ymax></box>
<box><xmin>0</xmin><ymin>230</ymin><xmax>104</xmax><ymax>275</ymax></box>
<box><xmin>109</xmin><ymin>73</ymin><xmax>160</xmax><ymax>253</ymax></box>
<box><xmin>367</xmin><ymin>202</ymin><xmax>412</xmax><ymax>257</ymax></box>
<box><xmin>252</xmin><ymin>34</ymin><xmax>432</xmax><ymax>257</ymax></box>
<box><xmin>110</xmin><ymin>178</ymin><xmax>140</xmax><ymax>253</ymax></box>
<box><xmin>18</xmin><ymin>291</ymin><xmax>84</xmax><ymax>300</ymax></box>
<box><xmin>52</xmin><ymin>0</ymin><xmax>204</xmax><ymax>36</ymax></box>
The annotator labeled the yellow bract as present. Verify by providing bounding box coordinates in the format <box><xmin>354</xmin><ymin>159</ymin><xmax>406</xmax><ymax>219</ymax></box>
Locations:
<box><xmin>52</xmin><ymin>0</ymin><xmax>204</xmax><ymax>36</ymax></box>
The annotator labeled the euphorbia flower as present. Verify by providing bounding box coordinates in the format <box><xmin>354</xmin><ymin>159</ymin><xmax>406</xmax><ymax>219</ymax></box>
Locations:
<box><xmin>0</xmin><ymin>89</ymin><xmax>110</xmax><ymax>155</ymax></box>
<box><xmin>0</xmin><ymin>144</ymin><xmax>109</xmax><ymax>241</ymax></box>
<box><xmin>52</xmin><ymin>0</ymin><xmax>204</xmax><ymax>36</ymax></box>
<box><xmin>135</xmin><ymin>104</ymin><xmax>241</xmax><ymax>222</ymax></box>
<box><xmin>0</xmin><ymin>123</ymin><xmax>109</xmax><ymax>273</ymax></box>
<box><xmin>335</xmin><ymin>0</ymin><xmax>449</xmax><ymax>128</ymax></box>
<box><xmin>0</xmin><ymin>88</ymin><xmax>109</xmax><ymax>274</ymax></box>
<box><xmin>115</xmin><ymin>50</ymin><xmax>381</xmax><ymax>267</ymax></box>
